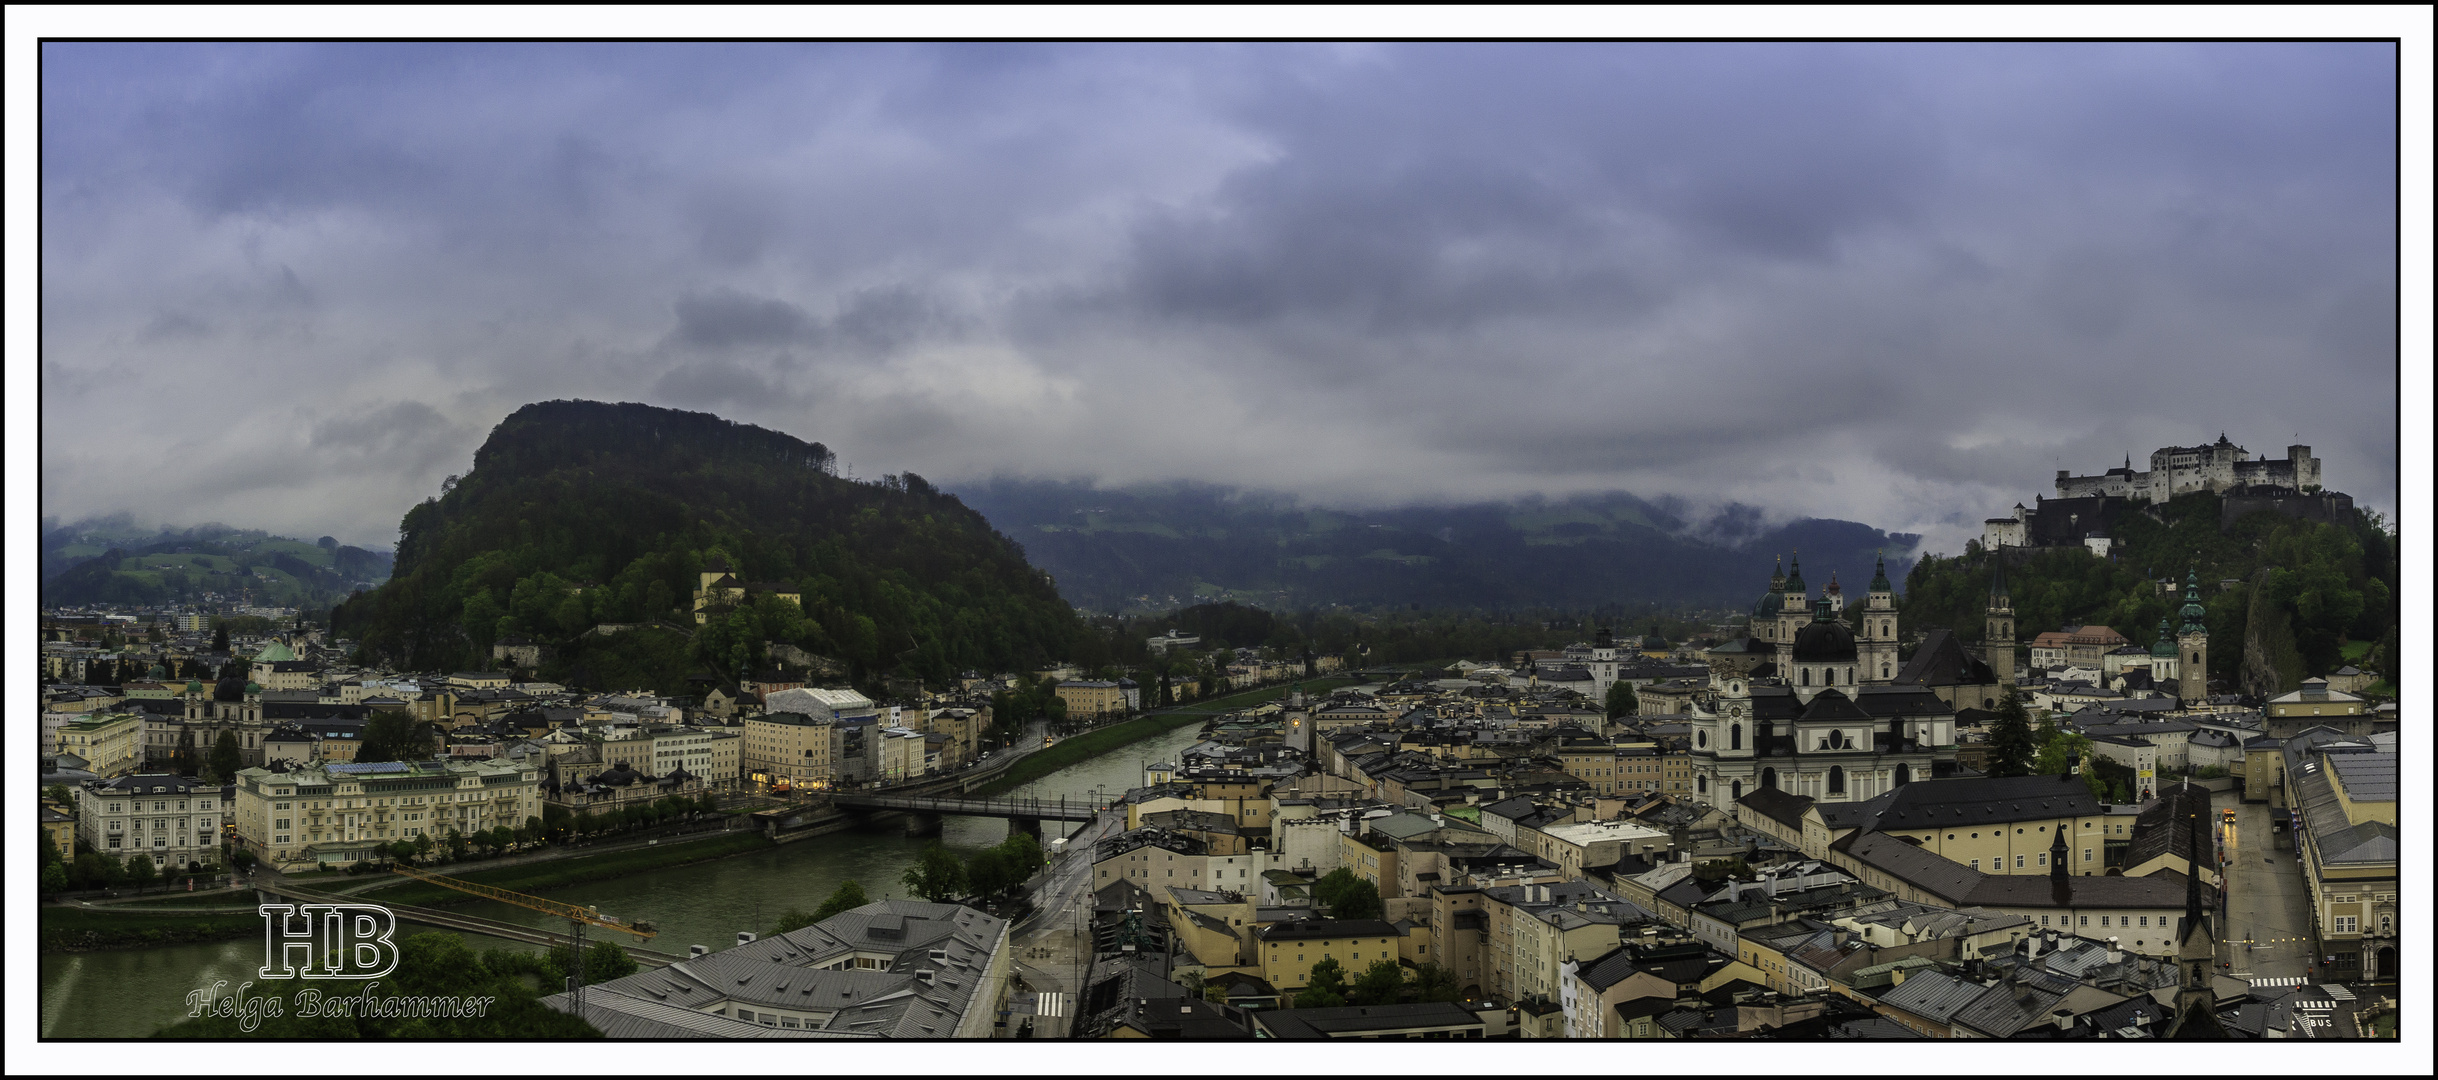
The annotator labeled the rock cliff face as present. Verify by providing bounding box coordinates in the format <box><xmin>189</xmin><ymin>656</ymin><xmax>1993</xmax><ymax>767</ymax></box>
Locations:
<box><xmin>2239</xmin><ymin>568</ymin><xmax>2304</xmax><ymax>699</ymax></box>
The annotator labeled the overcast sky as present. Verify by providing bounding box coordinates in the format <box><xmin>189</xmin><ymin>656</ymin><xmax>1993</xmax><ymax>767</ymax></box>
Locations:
<box><xmin>38</xmin><ymin>42</ymin><xmax>2401</xmax><ymax>554</ymax></box>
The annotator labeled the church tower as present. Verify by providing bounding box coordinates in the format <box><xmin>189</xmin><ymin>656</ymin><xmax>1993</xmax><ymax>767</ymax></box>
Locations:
<box><xmin>1858</xmin><ymin>551</ymin><xmax>1899</xmax><ymax>684</ymax></box>
<box><xmin>2166</xmin><ymin>789</ymin><xmax>2227</xmax><ymax>1038</ymax></box>
<box><xmin>1774</xmin><ymin>552</ymin><xmax>1812</xmax><ymax>674</ymax></box>
<box><xmin>1985</xmin><ymin>557</ymin><xmax>2016</xmax><ymax>688</ymax></box>
<box><xmin>2177</xmin><ymin>568</ymin><xmax>2210</xmax><ymax>706</ymax></box>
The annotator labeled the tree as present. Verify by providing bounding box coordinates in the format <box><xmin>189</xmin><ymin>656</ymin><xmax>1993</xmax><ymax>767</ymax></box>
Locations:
<box><xmin>446</xmin><ymin>828</ymin><xmax>469</xmax><ymax>860</ymax></box>
<box><xmin>412</xmin><ymin>832</ymin><xmax>436</xmax><ymax>860</ymax></box>
<box><xmin>1348</xmin><ymin>958</ymin><xmax>1408</xmax><ymax>1005</ymax></box>
<box><xmin>356</xmin><ymin>710</ymin><xmax>435</xmax><ymax>764</ymax></box>
<box><xmin>231</xmin><ymin>848</ymin><xmax>258</xmax><ymax>874</ymax></box>
<box><xmin>490</xmin><ymin>825</ymin><xmax>514</xmax><ymax>853</ymax></box>
<box><xmin>1312</xmin><ymin>867</ymin><xmax>1384</xmax><ymax>921</ymax></box>
<box><xmin>41</xmin><ymin>863</ymin><xmax>69</xmax><ymax>895</ymax></box>
<box><xmin>1295</xmin><ymin>957</ymin><xmax>1350</xmax><ymax>1009</ymax></box>
<box><xmin>211</xmin><ymin>622</ymin><xmax>229</xmax><ymax>653</ymax></box>
<box><xmin>965</xmin><ymin>847</ymin><xmax>1012</xmax><ymax>900</ymax></box>
<box><xmin>126</xmin><ymin>853</ymin><xmax>159</xmax><ymax>892</ymax></box>
<box><xmin>548</xmin><ymin>940</ymin><xmax>639</xmax><ymax>987</ymax></box>
<box><xmin>1411</xmin><ymin>961</ymin><xmax>1462</xmax><ymax>1004</ymax></box>
<box><xmin>389</xmin><ymin>840</ymin><xmax>416</xmax><ymax>864</ymax></box>
<box><xmin>811</xmin><ymin>879</ymin><xmax>871</xmax><ymax>922</ymax></box>
<box><xmin>205</xmin><ymin>730</ymin><xmax>242</xmax><ymax>783</ymax></box>
<box><xmin>901</xmin><ymin>841</ymin><xmax>967</xmax><ymax>902</ymax></box>
<box><xmin>1604</xmin><ymin>678</ymin><xmax>1639</xmax><ymax>719</ymax></box>
<box><xmin>1984</xmin><ymin>687</ymin><xmax>2037</xmax><ymax>778</ymax></box>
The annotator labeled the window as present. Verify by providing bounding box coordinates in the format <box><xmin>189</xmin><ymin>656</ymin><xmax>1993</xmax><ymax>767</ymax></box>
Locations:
<box><xmin>2079</xmin><ymin>916</ymin><xmax>2089</xmax><ymax>926</ymax></box>
<box><xmin>107</xmin><ymin>837</ymin><xmax>121</xmax><ymax>849</ymax></box>
<box><xmin>2084</xmin><ymin>848</ymin><xmax>2093</xmax><ymax>863</ymax></box>
<box><xmin>1969</xmin><ymin>859</ymin><xmax>1980</xmax><ymax>870</ymax></box>
<box><xmin>2333</xmin><ymin>916</ymin><xmax>2357</xmax><ymax>934</ymax></box>
<box><xmin>2138</xmin><ymin>916</ymin><xmax>2148</xmax><ymax>927</ymax></box>
<box><xmin>2037</xmin><ymin>854</ymin><xmax>2047</xmax><ymax>866</ymax></box>
<box><xmin>2041</xmin><ymin>915</ymin><xmax>2050</xmax><ymax>926</ymax></box>
<box><xmin>2015</xmin><ymin>855</ymin><xmax>2026</xmax><ymax>868</ymax></box>
<box><xmin>2100</xmin><ymin>916</ymin><xmax>2109</xmax><ymax>927</ymax></box>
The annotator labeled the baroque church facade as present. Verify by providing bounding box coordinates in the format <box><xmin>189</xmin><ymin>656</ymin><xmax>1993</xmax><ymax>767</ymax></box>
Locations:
<box><xmin>1686</xmin><ymin>554</ymin><xmax>2003</xmax><ymax>811</ymax></box>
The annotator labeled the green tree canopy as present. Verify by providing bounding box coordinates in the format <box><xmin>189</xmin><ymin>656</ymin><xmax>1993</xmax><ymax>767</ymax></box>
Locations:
<box><xmin>1295</xmin><ymin>957</ymin><xmax>1351</xmax><ymax>1009</ymax></box>
<box><xmin>1983</xmin><ymin>687</ymin><xmax>2037</xmax><ymax>778</ymax></box>
<box><xmin>1348</xmin><ymin>958</ymin><xmax>1408</xmax><ymax>1006</ymax></box>
<box><xmin>206</xmin><ymin>730</ymin><xmax>243</xmax><ymax>783</ymax></box>
<box><xmin>1604</xmin><ymin>678</ymin><xmax>1639</xmax><ymax>719</ymax></box>
<box><xmin>1312</xmin><ymin>867</ymin><xmax>1385</xmax><ymax>921</ymax></box>
<box><xmin>901</xmin><ymin>841</ymin><xmax>967</xmax><ymax>903</ymax></box>
<box><xmin>355</xmin><ymin>710</ymin><xmax>436</xmax><ymax>765</ymax></box>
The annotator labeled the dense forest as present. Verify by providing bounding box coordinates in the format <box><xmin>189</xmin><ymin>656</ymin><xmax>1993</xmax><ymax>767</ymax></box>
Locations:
<box><xmin>1903</xmin><ymin>491</ymin><xmax>2398</xmax><ymax>697</ymax></box>
<box><xmin>954</xmin><ymin>479</ymin><xmax>1919</xmax><ymax>613</ymax></box>
<box><xmin>331</xmin><ymin>400</ymin><xmax>1084</xmax><ymax>694</ymax></box>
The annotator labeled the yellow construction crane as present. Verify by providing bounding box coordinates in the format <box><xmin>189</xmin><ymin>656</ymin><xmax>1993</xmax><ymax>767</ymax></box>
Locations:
<box><xmin>392</xmin><ymin>865</ymin><xmax>655</xmax><ymax>1014</ymax></box>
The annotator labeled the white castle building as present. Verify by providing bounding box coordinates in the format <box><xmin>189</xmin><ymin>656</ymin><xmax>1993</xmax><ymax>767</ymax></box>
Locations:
<box><xmin>2053</xmin><ymin>436</ymin><xmax>2321</xmax><ymax>503</ymax></box>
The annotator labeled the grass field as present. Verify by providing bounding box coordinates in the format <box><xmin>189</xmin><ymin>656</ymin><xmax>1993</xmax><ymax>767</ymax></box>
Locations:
<box><xmin>357</xmin><ymin>831</ymin><xmax>774</xmax><ymax>908</ymax></box>
<box><xmin>975</xmin><ymin>674</ymin><xmax>1362</xmax><ymax>795</ymax></box>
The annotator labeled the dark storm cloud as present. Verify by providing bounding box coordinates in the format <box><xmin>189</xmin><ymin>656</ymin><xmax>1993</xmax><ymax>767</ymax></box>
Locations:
<box><xmin>38</xmin><ymin>41</ymin><xmax>2400</xmax><ymax>551</ymax></box>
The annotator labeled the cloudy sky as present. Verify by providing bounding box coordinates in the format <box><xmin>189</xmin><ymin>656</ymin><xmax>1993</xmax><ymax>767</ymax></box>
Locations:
<box><xmin>37</xmin><ymin>40</ymin><xmax>2403</xmax><ymax>554</ymax></box>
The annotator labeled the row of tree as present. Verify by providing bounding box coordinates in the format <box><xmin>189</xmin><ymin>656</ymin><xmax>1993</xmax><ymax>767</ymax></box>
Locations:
<box><xmin>898</xmin><ymin>835</ymin><xmax>1048</xmax><ymax>904</ymax></box>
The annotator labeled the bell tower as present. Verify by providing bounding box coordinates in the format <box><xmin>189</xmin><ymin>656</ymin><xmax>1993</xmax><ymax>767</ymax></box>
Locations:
<box><xmin>1985</xmin><ymin>557</ymin><xmax>2015</xmax><ymax>688</ymax></box>
<box><xmin>1775</xmin><ymin>552</ymin><xmax>1811</xmax><ymax>674</ymax></box>
<box><xmin>2178</xmin><ymin>568</ymin><xmax>2210</xmax><ymax>706</ymax></box>
<box><xmin>1858</xmin><ymin>551</ymin><xmax>1898</xmax><ymax>684</ymax></box>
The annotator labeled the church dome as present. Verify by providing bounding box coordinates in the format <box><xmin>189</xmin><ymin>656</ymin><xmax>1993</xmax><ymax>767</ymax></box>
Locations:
<box><xmin>1791</xmin><ymin>617</ymin><xmax>1858</xmax><ymax>663</ymax></box>
<box><xmin>1753</xmin><ymin>591</ymin><xmax>1782</xmax><ymax>619</ymax></box>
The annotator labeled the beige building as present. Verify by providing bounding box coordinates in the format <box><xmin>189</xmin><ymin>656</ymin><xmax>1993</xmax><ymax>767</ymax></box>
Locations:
<box><xmin>77</xmin><ymin>773</ymin><xmax>223</xmax><ymax>871</ymax></box>
<box><xmin>1258</xmin><ymin>918</ymin><xmax>1403</xmax><ymax>992</ymax></box>
<box><xmin>1054</xmin><ymin>680</ymin><xmax>1129</xmax><ymax>719</ymax></box>
<box><xmin>57</xmin><ymin>713</ymin><xmax>144</xmax><ymax>778</ymax></box>
<box><xmin>743</xmin><ymin>712</ymin><xmax>836</xmax><ymax>790</ymax></box>
<box><xmin>233</xmin><ymin>758</ymin><xmax>542</xmax><ymax>872</ymax></box>
<box><xmin>2264</xmin><ymin>677</ymin><xmax>2370</xmax><ymax>737</ymax></box>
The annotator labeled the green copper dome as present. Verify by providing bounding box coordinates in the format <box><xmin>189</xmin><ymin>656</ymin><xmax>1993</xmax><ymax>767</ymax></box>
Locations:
<box><xmin>255</xmin><ymin>640</ymin><xmax>297</xmax><ymax>663</ymax></box>
<box><xmin>244</xmin><ymin>680</ymin><xmax>262</xmax><ymax>695</ymax></box>
<box><xmin>1868</xmin><ymin>551</ymin><xmax>1892</xmax><ymax>594</ymax></box>
<box><xmin>2151</xmin><ymin>616</ymin><xmax>2179</xmax><ymax>657</ymax></box>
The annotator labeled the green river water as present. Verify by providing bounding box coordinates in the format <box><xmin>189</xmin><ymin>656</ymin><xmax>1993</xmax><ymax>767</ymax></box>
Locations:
<box><xmin>39</xmin><ymin>723</ymin><xmax>1209</xmax><ymax>1038</ymax></box>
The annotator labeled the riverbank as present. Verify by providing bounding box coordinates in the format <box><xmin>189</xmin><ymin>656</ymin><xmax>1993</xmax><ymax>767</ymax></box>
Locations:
<box><xmin>355</xmin><ymin>830</ymin><xmax>776</xmax><ymax>907</ymax></box>
<box><xmin>39</xmin><ymin>907</ymin><xmax>262</xmax><ymax>953</ymax></box>
<box><xmin>975</xmin><ymin>674</ymin><xmax>1360</xmax><ymax>795</ymax></box>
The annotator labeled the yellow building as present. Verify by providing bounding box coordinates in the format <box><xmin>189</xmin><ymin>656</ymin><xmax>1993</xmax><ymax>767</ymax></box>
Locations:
<box><xmin>233</xmin><ymin>758</ymin><xmax>541</xmax><ymax>872</ymax></box>
<box><xmin>743</xmin><ymin>712</ymin><xmax>835</xmax><ymax>790</ymax></box>
<box><xmin>57</xmin><ymin>712</ymin><xmax>144</xmax><ymax>778</ymax></box>
<box><xmin>1259</xmin><ymin>918</ymin><xmax>1402</xmax><ymax>991</ymax></box>
<box><xmin>1054</xmin><ymin>680</ymin><xmax>1129</xmax><ymax>719</ymax></box>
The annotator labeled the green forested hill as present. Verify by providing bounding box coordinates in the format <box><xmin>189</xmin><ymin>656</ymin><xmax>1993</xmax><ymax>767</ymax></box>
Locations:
<box><xmin>330</xmin><ymin>400</ymin><xmax>1081</xmax><ymax>694</ymax></box>
<box><xmin>1902</xmin><ymin>491</ymin><xmax>2398</xmax><ymax>696</ymax></box>
<box><xmin>40</xmin><ymin>518</ymin><xmax>392</xmax><ymax>609</ymax></box>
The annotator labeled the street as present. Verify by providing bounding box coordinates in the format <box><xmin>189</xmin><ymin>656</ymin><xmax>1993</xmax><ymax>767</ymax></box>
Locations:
<box><xmin>996</xmin><ymin>803</ymin><xmax>1125</xmax><ymax>1039</ymax></box>
<box><xmin>2212</xmin><ymin>789</ymin><xmax>2320</xmax><ymax>988</ymax></box>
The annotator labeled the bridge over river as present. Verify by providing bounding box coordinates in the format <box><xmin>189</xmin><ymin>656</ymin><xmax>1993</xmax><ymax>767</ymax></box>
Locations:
<box><xmin>828</xmin><ymin>791</ymin><xmax>1103</xmax><ymax>840</ymax></box>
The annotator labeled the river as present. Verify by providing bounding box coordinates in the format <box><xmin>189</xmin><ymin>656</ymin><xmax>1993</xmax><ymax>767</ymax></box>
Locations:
<box><xmin>39</xmin><ymin>721</ymin><xmax>1214</xmax><ymax>1039</ymax></box>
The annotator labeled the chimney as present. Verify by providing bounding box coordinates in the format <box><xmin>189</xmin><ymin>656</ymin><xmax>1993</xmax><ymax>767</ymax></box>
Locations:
<box><xmin>2105</xmin><ymin>937</ymin><xmax>2122</xmax><ymax>964</ymax></box>
<box><xmin>2052</xmin><ymin>1007</ymin><xmax>2074</xmax><ymax>1033</ymax></box>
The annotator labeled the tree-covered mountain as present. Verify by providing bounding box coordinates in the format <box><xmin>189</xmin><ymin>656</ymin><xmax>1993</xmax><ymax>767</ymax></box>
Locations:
<box><xmin>40</xmin><ymin>515</ymin><xmax>393</xmax><ymax>609</ymax></box>
<box><xmin>1902</xmin><ymin>491</ymin><xmax>2399</xmax><ymax>696</ymax></box>
<box><xmin>330</xmin><ymin>400</ymin><xmax>1081</xmax><ymax>695</ymax></box>
<box><xmin>948</xmin><ymin>479</ymin><xmax>1921</xmax><ymax>614</ymax></box>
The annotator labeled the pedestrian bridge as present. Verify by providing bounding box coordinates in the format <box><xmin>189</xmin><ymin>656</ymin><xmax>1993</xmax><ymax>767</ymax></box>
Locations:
<box><xmin>829</xmin><ymin>791</ymin><xmax>1102</xmax><ymax>823</ymax></box>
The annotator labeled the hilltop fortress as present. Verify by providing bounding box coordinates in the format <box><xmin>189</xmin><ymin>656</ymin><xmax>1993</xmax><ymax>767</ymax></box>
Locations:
<box><xmin>1985</xmin><ymin>436</ymin><xmax>2350</xmax><ymax>552</ymax></box>
<box><xmin>2053</xmin><ymin>435</ymin><xmax>2321</xmax><ymax>502</ymax></box>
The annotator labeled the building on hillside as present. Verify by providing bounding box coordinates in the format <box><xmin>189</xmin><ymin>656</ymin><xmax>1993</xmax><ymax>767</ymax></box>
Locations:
<box><xmin>690</xmin><ymin>554</ymin><xmax>803</xmax><ymax>626</ymax></box>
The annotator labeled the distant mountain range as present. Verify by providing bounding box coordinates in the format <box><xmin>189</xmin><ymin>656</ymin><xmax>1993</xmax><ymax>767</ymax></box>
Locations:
<box><xmin>39</xmin><ymin>515</ymin><xmax>395</xmax><ymax>610</ymax></box>
<box><xmin>951</xmin><ymin>479</ymin><xmax>1920</xmax><ymax>615</ymax></box>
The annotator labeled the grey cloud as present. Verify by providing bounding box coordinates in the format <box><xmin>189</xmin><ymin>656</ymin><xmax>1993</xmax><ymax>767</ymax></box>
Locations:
<box><xmin>671</xmin><ymin>289</ymin><xmax>817</xmax><ymax>349</ymax></box>
<box><xmin>36</xmin><ymin>42</ymin><xmax>2400</xmax><ymax>559</ymax></box>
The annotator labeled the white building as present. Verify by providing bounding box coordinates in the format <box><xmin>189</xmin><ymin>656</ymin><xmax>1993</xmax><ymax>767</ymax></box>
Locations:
<box><xmin>77</xmin><ymin>773</ymin><xmax>223</xmax><ymax>872</ymax></box>
<box><xmin>232</xmin><ymin>758</ymin><xmax>542</xmax><ymax>872</ymax></box>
